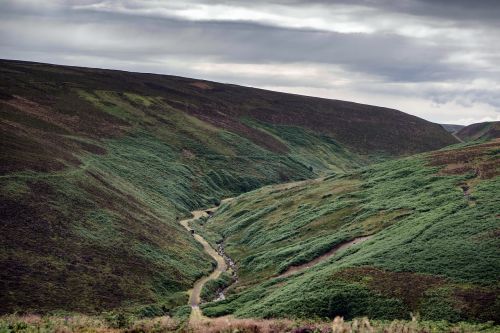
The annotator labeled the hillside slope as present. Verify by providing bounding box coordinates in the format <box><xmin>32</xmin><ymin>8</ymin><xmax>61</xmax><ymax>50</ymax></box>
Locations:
<box><xmin>201</xmin><ymin>140</ymin><xmax>500</xmax><ymax>322</ymax></box>
<box><xmin>440</xmin><ymin>124</ymin><xmax>465</xmax><ymax>133</ymax></box>
<box><xmin>456</xmin><ymin>121</ymin><xmax>500</xmax><ymax>141</ymax></box>
<box><xmin>0</xmin><ymin>59</ymin><xmax>456</xmax><ymax>314</ymax></box>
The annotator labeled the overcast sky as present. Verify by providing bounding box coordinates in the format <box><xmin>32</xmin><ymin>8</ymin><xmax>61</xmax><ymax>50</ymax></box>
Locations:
<box><xmin>1</xmin><ymin>0</ymin><xmax>499</xmax><ymax>125</ymax></box>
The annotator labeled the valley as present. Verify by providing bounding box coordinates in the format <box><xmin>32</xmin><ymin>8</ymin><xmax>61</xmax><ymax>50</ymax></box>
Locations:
<box><xmin>0</xmin><ymin>60</ymin><xmax>499</xmax><ymax>332</ymax></box>
<box><xmin>175</xmin><ymin>138</ymin><xmax>499</xmax><ymax>327</ymax></box>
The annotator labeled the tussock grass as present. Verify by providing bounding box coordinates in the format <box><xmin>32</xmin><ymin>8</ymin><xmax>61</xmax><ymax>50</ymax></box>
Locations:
<box><xmin>1</xmin><ymin>314</ymin><xmax>497</xmax><ymax>333</ymax></box>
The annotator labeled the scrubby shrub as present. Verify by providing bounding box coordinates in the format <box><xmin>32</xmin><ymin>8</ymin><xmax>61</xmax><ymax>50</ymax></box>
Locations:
<box><xmin>171</xmin><ymin>305</ymin><xmax>192</xmax><ymax>321</ymax></box>
<box><xmin>104</xmin><ymin>312</ymin><xmax>131</xmax><ymax>328</ymax></box>
<box><xmin>200</xmin><ymin>272</ymin><xmax>234</xmax><ymax>302</ymax></box>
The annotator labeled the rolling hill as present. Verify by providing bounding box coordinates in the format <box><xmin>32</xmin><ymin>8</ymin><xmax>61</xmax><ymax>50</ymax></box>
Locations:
<box><xmin>0</xmin><ymin>59</ymin><xmax>457</xmax><ymax>315</ymax></box>
<box><xmin>199</xmin><ymin>140</ymin><xmax>500</xmax><ymax>322</ymax></box>
<box><xmin>456</xmin><ymin>121</ymin><xmax>500</xmax><ymax>142</ymax></box>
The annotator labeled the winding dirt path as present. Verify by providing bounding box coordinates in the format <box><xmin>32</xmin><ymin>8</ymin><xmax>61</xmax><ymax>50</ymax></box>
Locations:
<box><xmin>452</xmin><ymin>132</ymin><xmax>464</xmax><ymax>143</ymax></box>
<box><xmin>180</xmin><ymin>186</ymin><xmax>373</xmax><ymax>323</ymax></box>
<box><xmin>277</xmin><ymin>235</ymin><xmax>373</xmax><ymax>279</ymax></box>
<box><xmin>179</xmin><ymin>198</ymin><xmax>233</xmax><ymax>321</ymax></box>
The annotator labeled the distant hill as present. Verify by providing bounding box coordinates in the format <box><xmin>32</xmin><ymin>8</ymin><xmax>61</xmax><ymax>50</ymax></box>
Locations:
<box><xmin>456</xmin><ymin>121</ymin><xmax>500</xmax><ymax>141</ymax></box>
<box><xmin>440</xmin><ymin>123</ymin><xmax>465</xmax><ymax>133</ymax></box>
<box><xmin>0</xmin><ymin>59</ymin><xmax>456</xmax><ymax>314</ymax></box>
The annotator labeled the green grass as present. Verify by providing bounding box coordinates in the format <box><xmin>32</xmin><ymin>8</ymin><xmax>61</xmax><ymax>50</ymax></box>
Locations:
<box><xmin>201</xmin><ymin>141</ymin><xmax>500</xmax><ymax>322</ymax></box>
<box><xmin>200</xmin><ymin>272</ymin><xmax>234</xmax><ymax>302</ymax></box>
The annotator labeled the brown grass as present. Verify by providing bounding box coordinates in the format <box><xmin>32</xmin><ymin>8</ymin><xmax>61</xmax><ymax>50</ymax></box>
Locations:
<box><xmin>2</xmin><ymin>314</ymin><xmax>495</xmax><ymax>333</ymax></box>
<box><xmin>428</xmin><ymin>139</ymin><xmax>500</xmax><ymax>179</ymax></box>
<box><xmin>189</xmin><ymin>317</ymin><xmax>296</xmax><ymax>333</ymax></box>
<box><xmin>190</xmin><ymin>82</ymin><xmax>213</xmax><ymax>90</ymax></box>
<box><xmin>332</xmin><ymin>267</ymin><xmax>446</xmax><ymax>309</ymax></box>
<box><xmin>0</xmin><ymin>315</ymin><xmax>498</xmax><ymax>333</ymax></box>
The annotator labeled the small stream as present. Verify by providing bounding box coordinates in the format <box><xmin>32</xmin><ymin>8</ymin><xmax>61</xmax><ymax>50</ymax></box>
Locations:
<box><xmin>213</xmin><ymin>242</ymin><xmax>238</xmax><ymax>301</ymax></box>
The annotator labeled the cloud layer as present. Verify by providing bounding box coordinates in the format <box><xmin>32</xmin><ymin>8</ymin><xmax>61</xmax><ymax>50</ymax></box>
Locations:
<box><xmin>1</xmin><ymin>0</ymin><xmax>499</xmax><ymax>124</ymax></box>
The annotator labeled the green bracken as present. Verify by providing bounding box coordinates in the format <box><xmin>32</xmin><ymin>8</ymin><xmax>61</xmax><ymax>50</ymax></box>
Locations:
<box><xmin>201</xmin><ymin>141</ymin><xmax>500</xmax><ymax>322</ymax></box>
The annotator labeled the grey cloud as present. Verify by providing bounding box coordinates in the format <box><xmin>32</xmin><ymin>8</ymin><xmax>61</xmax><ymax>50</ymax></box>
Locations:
<box><xmin>372</xmin><ymin>0</ymin><xmax>500</xmax><ymax>24</ymax></box>
<box><xmin>195</xmin><ymin>0</ymin><xmax>500</xmax><ymax>25</ymax></box>
<box><xmin>0</xmin><ymin>4</ymin><xmax>471</xmax><ymax>83</ymax></box>
<box><xmin>428</xmin><ymin>89</ymin><xmax>500</xmax><ymax>109</ymax></box>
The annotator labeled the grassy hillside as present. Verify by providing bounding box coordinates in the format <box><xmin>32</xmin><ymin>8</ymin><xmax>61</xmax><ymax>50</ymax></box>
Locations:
<box><xmin>456</xmin><ymin>121</ymin><xmax>500</xmax><ymax>142</ymax></box>
<box><xmin>0</xmin><ymin>59</ymin><xmax>457</xmax><ymax>314</ymax></box>
<box><xmin>200</xmin><ymin>140</ymin><xmax>500</xmax><ymax>322</ymax></box>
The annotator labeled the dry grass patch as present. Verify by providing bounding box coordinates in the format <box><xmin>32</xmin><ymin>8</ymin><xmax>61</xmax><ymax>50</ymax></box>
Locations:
<box><xmin>358</xmin><ymin>209</ymin><xmax>412</xmax><ymax>235</ymax></box>
<box><xmin>429</xmin><ymin>139</ymin><xmax>500</xmax><ymax>179</ymax></box>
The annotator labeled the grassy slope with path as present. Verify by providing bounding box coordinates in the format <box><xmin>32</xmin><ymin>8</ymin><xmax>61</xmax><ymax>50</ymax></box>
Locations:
<box><xmin>277</xmin><ymin>235</ymin><xmax>373</xmax><ymax>279</ymax></box>
<box><xmin>1</xmin><ymin>60</ymin><xmax>457</xmax><ymax>314</ymax></box>
<box><xmin>200</xmin><ymin>140</ymin><xmax>500</xmax><ymax>322</ymax></box>
<box><xmin>178</xmin><ymin>200</ymin><xmax>233</xmax><ymax>322</ymax></box>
